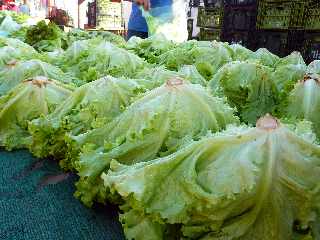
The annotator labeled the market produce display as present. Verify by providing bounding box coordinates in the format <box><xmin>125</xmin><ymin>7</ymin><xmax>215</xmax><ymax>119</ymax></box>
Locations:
<box><xmin>0</xmin><ymin>15</ymin><xmax>320</xmax><ymax>240</ymax></box>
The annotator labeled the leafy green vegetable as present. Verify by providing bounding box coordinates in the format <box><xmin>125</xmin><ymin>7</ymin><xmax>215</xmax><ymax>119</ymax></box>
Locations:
<box><xmin>25</xmin><ymin>21</ymin><xmax>67</xmax><ymax>52</ymax></box>
<box><xmin>158</xmin><ymin>41</ymin><xmax>232</xmax><ymax>80</ymax></box>
<box><xmin>286</xmin><ymin>75</ymin><xmax>320</xmax><ymax>139</ymax></box>
<box><xmin>0</xmin><ymin>59</ymin><xmax>74</xmax><ymax>95</ymax></box>
<box><xmin>307</xmin><ymin>60</ymin><xmax>320</xmax><ymax>76</ymax></box>
<box><xmin>62</xmin><ymin>40</ymin><xmax>145</xmax><ymax>83</ymax></box>
<box><xmin>104</xmin><ymin>115</ymin><xmax>320</xmax><ymax>240</ymax></box>
<box><xmin>276</xmin><ymin>51</ymin><xmax>306</xmax><ymax>67</ymax></box>
<box><xmin>229</xmin><ymin>43</ymin><xmax>254</xmax><ymax>61</ymax></box>
<box><xmin>126</xmin><ymin>34</ymin><xmax>175</xmax><ymax>63</ymax></box>
<box><xmin>29</xmin><ymin>76</ymin><xmax>147</xmax><ymax>169</ymax></box>
<box><xmin>252</xmin><ymin>48</ymin><xmax>280</xmax><ymax>68</ymax></box>
<box><xmin>0</xmin><ymin>77</ymin><xmax>72</xmax><ymax>150</ymax></box>
<box><xmin>209</xmin><ymin>61</ymin><xmax>278</xmax><ymax>124</ymax></box>
<box><xmin>70</xmin><ymin>79</ymin><xmax>238</xmax><ymax>206</ymax></box>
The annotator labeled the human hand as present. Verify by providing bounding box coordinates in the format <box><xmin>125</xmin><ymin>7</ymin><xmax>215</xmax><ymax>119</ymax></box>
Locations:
<box><xmin>134</xmin><ymin>0</ymin><xmax>150</xmax><ymax>11</ymax></box>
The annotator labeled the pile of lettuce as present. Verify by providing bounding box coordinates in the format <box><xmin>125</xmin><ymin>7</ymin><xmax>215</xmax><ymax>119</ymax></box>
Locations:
<box><xmin>0</xmin><ymin>22</ymin><xmax>319</xmax><ymax>240</ymax></box>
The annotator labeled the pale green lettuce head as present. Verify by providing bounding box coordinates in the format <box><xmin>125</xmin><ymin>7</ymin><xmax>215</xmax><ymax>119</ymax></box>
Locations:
<box><xmin>0</xmin><ymin>77</ymin><xmax>72</xmax><ymax>150</ymax></box>
<box><xmin>104</xmin><ymin>115</ymin><xmax>320</xmax><ymax>240</ymax></box>
<box><xmin>0</xmin><ymin>59</ymin><xmax>73</xmax><ymax>96</ymax></box>
<box><xmin>28</xmin><ymin>76</ymin><xmax>147</xmax><ymax>167</ymax></box>
<box><xmin>209</xmin><ymin>60</ymin><xmax>278</xmax><ymax>124</ymax></box>
<box><xmin>286</xmin><ymin>75</ymin><xmax>320</xmax><ymax>139</ymax></box>
<box><xmin>70</xmin><ymin>79</ymin><xmax>239</xmax><ymax>206</ymax></box>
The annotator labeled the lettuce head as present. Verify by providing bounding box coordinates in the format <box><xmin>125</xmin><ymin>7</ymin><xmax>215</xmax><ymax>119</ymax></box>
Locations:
<box><xmin>70</xmin><ymin>79</ymin><xmax>239</xmax><ymax>206</ymax></box>
<box><xmin>28</xmin><ymin>76</ymin><xmax>147</xmax><ymax>168</ymax></box>
<box><xmin>0</xmin><ymin>77</ymin><xmax>73</xmax><ymax>150</ymax></box>
<box><xmin>105</xmin><ymin>115</ymin><xmax>320</xmax><ymax>240</ymax></box>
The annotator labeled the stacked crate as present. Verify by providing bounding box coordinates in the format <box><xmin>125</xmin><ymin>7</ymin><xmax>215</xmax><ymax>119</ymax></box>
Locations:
<box><xmin>96</xmin><ymin>0</ymin><xmax>123</xmax><ymax>30</ymax></box>
<box><xmin>302</xmin><ymin>1</ymin><xmax>320</xmax><ymax>63</ymax></box>
<box><xmin>221</xmin><ymin>0</ymin><xmax>258</xmax><ymax>49</ymax></box>
<box><xmin>197</xmin><ymin>0</ymin><xmax>258</xmax><ymax>47</ymax></box>
<box><xmin>256</xmin><ymin>0</ymin><xmax>313</xmax><ymax>58</ymax></box>
<box><xmin>197</xmin><ymin>0</ymin><xmax>224</xmax><ymax>41</ymax></box>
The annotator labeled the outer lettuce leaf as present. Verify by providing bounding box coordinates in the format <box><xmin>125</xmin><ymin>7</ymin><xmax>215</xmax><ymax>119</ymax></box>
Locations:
<box><xmin>0</xmin><ymin>16</ymin><xmax>21</xmax><ymax>35</ymax></box>
<box><xmin>126</xmin><ymin>34</ymin><xmax>176</xmax><ymax>63</ymax></box>
<box><xmin>276</xmin><ymin>51</ymin><xmax>306</xmax><ymax>68</ymax></box>
<box><xmin>0</xmin><ymin>77</ymin><xmax>72</xmax><ymax>150</ymax></box>
<box><xmin>229</xmin><ymin>44</ymin><xmax>254</xmax><ymax>61</ymax></box>
<box><xmin>271</xmin><ymin>63</ymin><xmax>307</xmax><ymax>117</ymax></box>
<box><xmin>0</xmin><ymin>45</ymin><xmax>39</xmax><ymax>70</ymax></box>
<box><xmin>286</xmin><ymin>76</ymin><xmax>320</xmax><ymax>139</ymax></box>
<box><xmin>178</xmin><ymin>65</ymin><xmax>207</xmax><ymax>86</ymax></box>
<box><xmin>252</xmin><ymin>48</ymin><xmax>280</xmax><ymax>68</ymax></box>
<box><xmin>307</xmin><ymin>60</ymin><xmax>320</xmax><ymax>76</ymax></box>
<box><xmin>28</xmin><ymin>76</ymin><xmax>147</xmax><ymax>168</ymax></box>
<box><xmin>105</xmin><ymin>116</ymin><xmax>320</xmax><ymax>240</ymax></box>
<box><xmin>71</xmin><ymin>79</ymin><xmax>239</xmax><ymax>206</ymax></box>
<box><xmin>64</xmin><ymin>40</ymin><xmax>145</xmax><ymax>82</ymax></box>
<box><xmin>134</xmin><ymin>65</ymin><xmax>207</xmax><ymax>89</ymax></box>
<box><xmin>158</xmin><ymin>41</ymin><xmax>232</xmax><ymax>80</ymax></box>
<box><xmin>0</xmin><ymin>59</ymin><xmax>74</xmax><ymax>95</ymax></box>
<box><xmin>209</xmin><ymin>61</ymin><xmax>278</xmax><ymax>124</ymax></box>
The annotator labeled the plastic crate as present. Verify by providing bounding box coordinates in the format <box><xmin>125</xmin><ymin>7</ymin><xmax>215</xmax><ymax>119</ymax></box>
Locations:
<box><xmin>305</xmin><ymin>2</ymin><xmax>320</xmax><ymax>30</ymax></box>
<box><xmin>257</xmin><ymin>1</ymin><xmax>308</xmax><ymax>30</ymax></box>
<box><xmin>224</xmin><ymin>0</ymin><xmax>257</xmax><ymax>7</ymax></box>
<box><xmin>203</xmin><ymin>0</ymin><xmax>223</xmax><ymax>9</ymax></box>
<box><xmin>199</xmin><ymin>28</ymin><xmax>221</xmax><ymax>41</ymax></box>
<box><xmin>197</xmin><ymin>7</ymin><xmax>224</xmax><ymax>29</ymax></box>
<box><xmin>303</xmin><ymin>32</ymin><xmax>320</xmax><ymax>63</ymax></box>
<box><xmin>255</xmin><ymin>30</ymin><xmax>289</xmax><ymax>57</ymax></box>
<box><xmin>223</xmin><ymin>5</ymin><xmax>257</xmax><ymax>31</ymax></box>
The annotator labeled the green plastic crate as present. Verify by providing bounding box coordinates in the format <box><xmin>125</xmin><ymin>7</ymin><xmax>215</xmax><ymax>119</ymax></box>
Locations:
<box><xmin>257</xmin><ymin>1</ymin><xmax>308</xmax><ymax>30</ymax></box>
<box><xmin>199</xmin><ymin>28</ymin><xmax>221</xmax><ymax>41</ymax></box>
<box><xmin>305</xmin><ymin>2</ymin><xmax>320</xmax><ymax>30</ymax></box>
<box><xmin>197</xmin><ymin>7</ymin><xmax>224</xmax><ymax>29</ymax></box>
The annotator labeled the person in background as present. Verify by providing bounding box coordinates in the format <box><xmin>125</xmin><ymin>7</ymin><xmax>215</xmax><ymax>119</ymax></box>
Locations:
<box><xmin>127</xmin><ymin>0</ymin><xmax>172</xmax><ymax>40</ymax></box>
<box><xmin>19</xmin><ymin>0</ymin><xmax>30</xmax><ymax>15</ymax></box>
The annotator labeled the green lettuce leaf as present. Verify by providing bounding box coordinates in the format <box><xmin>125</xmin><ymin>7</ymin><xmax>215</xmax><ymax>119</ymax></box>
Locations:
<box><xmin>64</xmin><ymin>40</ymin><xmax>145</xmax><ymax>82</ymax></box>
<box><xmin>276</xmin><ymin>51</ymin><xmax>306</xmax><ymax>68</ymax></box>
<box><xmin>307</xmin><ymin>60</ymin><xmax>320</xmax><ymax>76</ymax></box>
<box><xmin>252</xmin><ymin>48</ymin><xmax>280</xmax><ymax>68</ymax></box>
<box><xmin>0</xmin><ymin>77</ymin><xmax>72</xmax><ymax>150</ymax></box>
<box><xmin>286</xmin><ymin>76</ymin><xmax>320</xmax><ymax>139</ymax></box>
<box><xmin>126</xmin><ymin>34</ymin><xmax>176</xmax><ymax>64</ymax></box>
<box><xmin>0</xmin><ymin>59</ymin><xmax>74</xmax><ymax>95</ymax></box>
<box><xmin>209</xmin><ymin>61</ymin><xmax>278</xmax><ymax>124</ymax></box>
<box><xmin>105</xmin><ymin>115</ymin><xmax>320</xmax><ymax>240</ymax></box>
<box><xmin>71</xmin><ymin>79</ymin><xmax>239</xmax><ymax>206</ymax></box>
<box><xmin>28</xmin><ymin>76</ymin><xmax>147</xmax><ymax>169</ymax></box>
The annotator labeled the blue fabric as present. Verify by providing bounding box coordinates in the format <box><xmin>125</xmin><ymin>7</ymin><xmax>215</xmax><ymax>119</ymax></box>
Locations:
<box><xmin>128</xmin><ymin>0</ymin><xmax>172</xmax><ymax>32</ymax></box>
<box><xmin>127</xmin><ymin>29</ymin><xmax>148</xmax><ymax>40</ymax></box>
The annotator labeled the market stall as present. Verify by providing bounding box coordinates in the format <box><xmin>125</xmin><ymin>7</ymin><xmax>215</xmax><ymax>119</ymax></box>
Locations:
<box><xmin>0</xmin><ymin>1</ymin><xmax>320</xmax><ymax>240</ymax></box>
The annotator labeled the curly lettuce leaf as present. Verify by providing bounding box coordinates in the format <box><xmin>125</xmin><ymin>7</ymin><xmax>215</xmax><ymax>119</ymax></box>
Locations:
<box><xmin>105</xmin><ymin>115</ymin><xmax>320</xmax><ymax>240</ymax></box>
<box><xmin>71</xmin><ymin>79</ymin><xmax>239</xmax><ymax>206</ymax></box>
<box><xmin>28</xmin><ymin>76</ymin><xmax>147</xmax><ymax>168</ymax></box>
<box><xmin>0</xmin><ymin>77</ymin><xmax>72</xmax><ymax>150</ymax></box>
<box><xmin>0</xmin><ymin>59</ymin><xmax>74</xmax><ymax>95</ymax></box>
<box><xmin>64</xmin><ymin>40</ymin><xmax>145</xmax><ymax>82</ymax></box>
<box><xmin>252</xmin><ymin>48</ymin><xmax>280</xmax><ymax>68</ymax></box>
<box><xmin>307</xmin><ymin>60</ymin><xmax>320</xmax><ymax>76</ymax></box>
<box><xmin>209</xmin><ymin>61</ymin><xmax>278</xmax><ymax>124</ymax></box>
<box><xmin>126</xmin><ymin>34</ymin><xmax>176</xmax><ymax>64</ymax></box>
<box><xmin>286</xmin><ymin>76</ymin><xmax>320</xmax><ymax>139</ymax></box>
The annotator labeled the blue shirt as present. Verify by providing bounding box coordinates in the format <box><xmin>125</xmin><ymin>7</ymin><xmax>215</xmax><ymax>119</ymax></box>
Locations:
<box><xmin>128</xmin><ymin>0</ymin><xmax>172</xmax><ymax>32</ymax></box>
